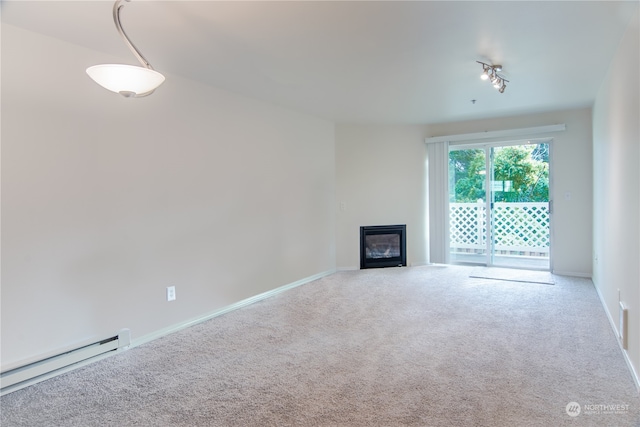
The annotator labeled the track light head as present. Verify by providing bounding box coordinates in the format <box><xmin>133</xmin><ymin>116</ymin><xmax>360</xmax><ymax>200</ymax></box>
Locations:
<box><xmin>480</xmin><ymin>64</ymin><xmax>491</xmax><ymax>80</ymax></box>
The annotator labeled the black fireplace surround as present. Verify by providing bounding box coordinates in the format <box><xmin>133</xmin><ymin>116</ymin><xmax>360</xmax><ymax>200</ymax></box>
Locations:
<box><xmin>360</xmin><ymin>224</ymin><xmax>407</xmax><ymax>269</ymax></box>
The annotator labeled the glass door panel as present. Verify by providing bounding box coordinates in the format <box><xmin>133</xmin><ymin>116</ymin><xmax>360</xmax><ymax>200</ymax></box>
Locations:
<box><xmin>490</xmin><ymin>143</ymin><xmax>550</xmax><ymax>269</ymax></box>
<box><xmin>448</xmin><ymin>148</ymin><xmax>487</xmax><ymax>264</ymax></box>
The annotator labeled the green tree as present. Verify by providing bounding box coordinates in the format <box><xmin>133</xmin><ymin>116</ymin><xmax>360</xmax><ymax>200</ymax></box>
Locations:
<box><xmin>449</xmin><ymin>149</ymin><xmax>485</xmax><ymax>202</ymax></box>
<box><xmin>493</xmin><ymin>145</ymin><xmax>548</xmax><ymax>202</ymax></box>
<box><xmin>449</xmin><ymin>144</ymin><xmax>549</xmax><ymax>203</ymax></box>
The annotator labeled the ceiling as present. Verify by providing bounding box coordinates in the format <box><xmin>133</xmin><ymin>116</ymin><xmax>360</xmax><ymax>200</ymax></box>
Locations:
<box><xmin>2</xmin><ymin>1</ymin><xmax>638</xmax><ymax>124</ymax></box>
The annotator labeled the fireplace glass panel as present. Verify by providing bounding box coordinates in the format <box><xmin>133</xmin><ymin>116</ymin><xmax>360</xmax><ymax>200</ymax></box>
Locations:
<box><xmin>365</xmin><ymin>234</ymin><xmax>400</xmax><ymax>259</ymax></box>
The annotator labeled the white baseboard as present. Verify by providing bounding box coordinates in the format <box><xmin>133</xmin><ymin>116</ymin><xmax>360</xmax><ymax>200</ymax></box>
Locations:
<box><xmin>409</xmin><ymin>261</ymin><xmax>430</xmax><ymax>267</ymax></box>
<box><xmin>337</xmin><ymin>266</ymin><xmax>359</xmax><ymax>271</ymax></box>
<box><xmin>551</xmin><ymin>269</ymin><xmax>592</xmax><ymax>278</ymax></box>
<box><xmin>130</xmin><ymin>269</ymin><xmax>336</xmax><ymax>349</ymax></box>
<box><xmin>591</xmin><ymin>279</ymin><xmax>640</xmax><ymax>393</ymax></box>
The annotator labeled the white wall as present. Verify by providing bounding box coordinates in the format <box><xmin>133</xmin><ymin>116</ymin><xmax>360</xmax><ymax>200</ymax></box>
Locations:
<box><xmin>335</xmin><ymin>110</ymin><xmax>593</xmax><ymax>275</ymax></box>
<box><xmin>335</xmin><ymin>125</ymin><xmax>429</xmax><ymax>269</ymax></box>
<box><xmin>592</xmin><ymin>9</ymin><xmax>639</xmax><ymax>386</ymax></box>
<box><xmin>1</xmin><ymin>25</ymin><xmax>336</xmax><ymax>370</ymax></box>
<box><xmin>427</xmin><ymin>109</ymin><xmax>594</xmax><ymax>277</ymax></box>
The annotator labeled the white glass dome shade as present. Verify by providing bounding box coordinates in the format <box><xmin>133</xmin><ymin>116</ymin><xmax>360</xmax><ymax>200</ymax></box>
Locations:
<box><xmin>86</xmin><ymin>64</ymin><xmax>165</xmax><ymax>97</ymax></box>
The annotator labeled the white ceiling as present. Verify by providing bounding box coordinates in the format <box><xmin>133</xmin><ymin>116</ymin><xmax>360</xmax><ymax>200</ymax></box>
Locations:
<box><xmin>2</xmin><ymin>1</ymin><xmax>638</xmax><ymax>124</ymax></box>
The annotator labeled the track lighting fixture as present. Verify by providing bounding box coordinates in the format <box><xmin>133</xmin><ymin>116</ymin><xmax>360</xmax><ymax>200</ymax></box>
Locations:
<box><xmin>476</xmin><ymin>61</ymin><xmax>509</xmax><ymax>93</ymax></box>
<box><xmin>87</xmin><ymin>0</ymin><xmax>165</xmax><ymax>97</ymax></box>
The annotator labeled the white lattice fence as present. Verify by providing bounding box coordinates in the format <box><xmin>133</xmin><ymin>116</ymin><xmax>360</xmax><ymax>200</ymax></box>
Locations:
<box><xmin>450</xmin><ymin>202</ymin><xmax>549</xmax><ymax>256</ymax></box>
<box><xmin>450</xmin><ymin>203</ymin><xmax>486</xmax><ymax>250</ymax></box>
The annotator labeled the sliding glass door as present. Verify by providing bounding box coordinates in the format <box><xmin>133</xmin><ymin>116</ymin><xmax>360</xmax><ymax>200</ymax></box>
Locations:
<box><xmin>448</xmin><ymin>141</ymin><xmax>551</xmax><ymax>270</ymax></box>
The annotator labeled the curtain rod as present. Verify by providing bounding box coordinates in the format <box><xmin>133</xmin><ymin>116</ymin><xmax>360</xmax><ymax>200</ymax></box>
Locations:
<box><xmin>424</xmin><ymin>124</ymin><xmax>566</xmax><ymax>144</ymax></box>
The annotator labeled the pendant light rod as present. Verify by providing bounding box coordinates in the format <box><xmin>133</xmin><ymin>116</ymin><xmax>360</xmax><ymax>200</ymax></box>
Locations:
<box><xmin>113</xmin><ymin>0</ymin><xmax>154</xmax><ymax>70</ymax></box>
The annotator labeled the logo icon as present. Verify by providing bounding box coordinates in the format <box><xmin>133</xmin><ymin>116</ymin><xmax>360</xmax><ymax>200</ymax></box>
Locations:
<box><xmin>566</xmin><ymin>402</ymin><xmax>581</xmax><ymax>417</ymax></box>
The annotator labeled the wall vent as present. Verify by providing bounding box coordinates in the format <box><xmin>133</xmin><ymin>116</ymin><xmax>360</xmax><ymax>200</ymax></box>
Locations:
<box><xmin>1</xmin><ymin>329</ymin><xmax>129</xmax><ymax>396</ymax></box>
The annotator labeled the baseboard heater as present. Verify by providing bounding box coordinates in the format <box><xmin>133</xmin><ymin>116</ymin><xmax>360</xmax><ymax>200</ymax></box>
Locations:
<box><xmin>1</xmin><ymin>329</ymin><xmax>130</xmax><ymax>396</ymax></box>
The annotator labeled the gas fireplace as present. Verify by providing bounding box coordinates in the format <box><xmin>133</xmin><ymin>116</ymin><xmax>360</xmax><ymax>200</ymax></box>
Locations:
<box><xmin>360</xmin><ymin>224</ymin><xmax>407</xmax><ymax>269</ymax></box>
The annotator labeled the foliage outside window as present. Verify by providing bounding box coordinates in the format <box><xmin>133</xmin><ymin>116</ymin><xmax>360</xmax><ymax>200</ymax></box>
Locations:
<box><xmin>449</xmin><ymin>144</ymin><xmax>549</xmax><ymax>203</ymax></box>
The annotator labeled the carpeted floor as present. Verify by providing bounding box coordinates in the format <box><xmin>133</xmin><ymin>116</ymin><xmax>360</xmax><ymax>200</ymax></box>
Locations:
<box><xmin>1</xmin><ymin>265</ymin><xmax>638</xmax><ymax>426</ymax></box>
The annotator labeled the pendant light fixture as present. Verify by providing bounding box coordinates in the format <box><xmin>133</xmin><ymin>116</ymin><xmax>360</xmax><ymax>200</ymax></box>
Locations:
<box><xmin>86</xmin><ymin>0</ymin><xmax>165</xmax><ymax>98</ymax></box>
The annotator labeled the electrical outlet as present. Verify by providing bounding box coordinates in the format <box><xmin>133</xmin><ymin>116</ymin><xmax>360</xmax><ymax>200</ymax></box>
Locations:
<box><xmin>166</xmin><ymin>286</ymin><xmax>176</xmax><ymax>302</ymax></box>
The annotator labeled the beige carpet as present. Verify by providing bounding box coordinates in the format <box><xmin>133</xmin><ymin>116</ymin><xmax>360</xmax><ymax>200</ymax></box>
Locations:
<box><xmin>1</xmin><ymin>265</ymin><xmax>638</xmax><ymax>426</ymax></box>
